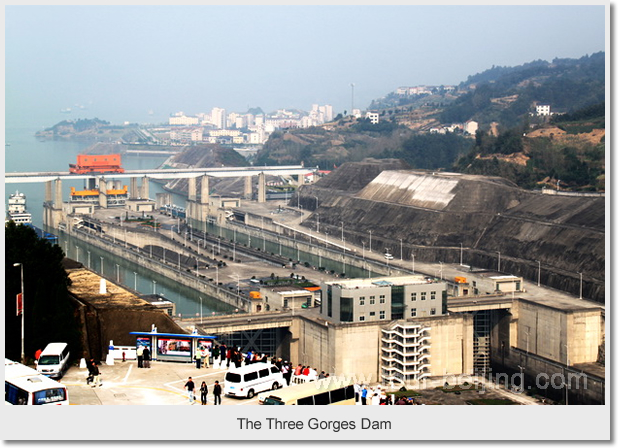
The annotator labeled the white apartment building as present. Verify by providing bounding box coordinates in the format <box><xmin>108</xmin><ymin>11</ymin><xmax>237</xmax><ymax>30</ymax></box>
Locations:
<box><xmin>211</xmin><ymin>107</ymin><xmax>227</xmax><ymax>129</ymax></box>
<box><xmin>169</xmin><ymin>115</ymin><xmax>199</xmax><ymax>126</ymax></box>
<box><xmin>536</xmin><ymin>104</ymin><xmax>551</xmax><ymax>116</ymax></box>
<box><xmin>366</xmin><ymin>111</ymin><xmax>379</xmax><ymax>124</ymax></box>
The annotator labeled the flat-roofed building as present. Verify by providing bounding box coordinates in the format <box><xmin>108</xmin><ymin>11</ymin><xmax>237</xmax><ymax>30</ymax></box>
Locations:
<box><xmin>321</xmin><ymin>275</ymin><xmax>447</xmax><ymax>323</ymax></box>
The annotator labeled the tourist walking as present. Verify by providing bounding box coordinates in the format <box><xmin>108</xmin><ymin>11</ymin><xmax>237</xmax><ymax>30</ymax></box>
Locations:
<box><xmin>213</xmin><ymin>381</ymin><xmax>222</xmax><ymax>405</ymax></box>
<box><xmin>185</xmin><ymin>377</ymin><xmax>196</xmax><ymax>404</ymax></box>
<box><xmin>200</xmin><ymin>381</ymin><xmax>208</xmax><ymax>405</ymax></box>
<box><xmin>361</xmin><ymin>385</ymin><xmax>368</xmax><ymax>405</ymax></box>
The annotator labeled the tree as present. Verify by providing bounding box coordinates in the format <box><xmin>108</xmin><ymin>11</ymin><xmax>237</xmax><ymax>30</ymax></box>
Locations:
<box><xmin>5</xmin><ymin>222</ymin><xmax>81</xmax><ymax>363</ymax></box>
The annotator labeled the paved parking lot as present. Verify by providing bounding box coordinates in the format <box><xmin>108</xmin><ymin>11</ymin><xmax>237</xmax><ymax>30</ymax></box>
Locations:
<box><xmin>61</xmin><ymin>358</ymin><xmax>262</xmax><ymax>406</ymax></box>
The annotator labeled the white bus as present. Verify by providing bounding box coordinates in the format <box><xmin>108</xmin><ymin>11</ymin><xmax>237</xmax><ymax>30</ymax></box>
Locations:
<box><xmin>259</xmin><ymin>377</ymin><xmax>355</xmax><ymax>405</ymax></box>
<box><xmin>5</xmin><ymin>359</ymin><xmax>69</xmax><ymax>405</ymax></box>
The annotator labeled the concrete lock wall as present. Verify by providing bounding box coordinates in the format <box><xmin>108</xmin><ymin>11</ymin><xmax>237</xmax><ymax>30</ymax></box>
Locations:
<box><xmin>516</xmin><ymin>300</ymin><xmax>602</xmax><ymax>365</ymax></box>
<box><xmin>70</xmin><ymin>226</ymin><xmax>250</xmax><ymax>312</ymax></box>
<box><xmin>289</xmin><ymin>316</ymin><xmax>382</xmax><ymax>381</ymax></box>
<box><xmin>423</xmin><ymin>313</ymin><xmax>475</xmax><ymax>377</ymax></box>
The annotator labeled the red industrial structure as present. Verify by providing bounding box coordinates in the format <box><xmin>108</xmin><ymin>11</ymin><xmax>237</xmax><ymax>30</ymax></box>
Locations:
<box><xmin>69</xmin><ymin>154</ymin><xmax>125</xmax><ymax>174</ymax></box>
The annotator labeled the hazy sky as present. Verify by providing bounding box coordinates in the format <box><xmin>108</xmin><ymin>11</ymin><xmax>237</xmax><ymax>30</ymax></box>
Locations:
<box><xmin>5</xmin><ymin>4</ymin><xmax>606</xmax><ymax>127</ymax></box>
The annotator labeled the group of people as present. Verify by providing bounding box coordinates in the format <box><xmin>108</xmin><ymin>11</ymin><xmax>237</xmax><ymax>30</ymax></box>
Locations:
<box><xmin>136</xmin><ymin>345</ymin><xmax>151</xmax><ymax>369</ymax></box>
<box><xmin>184</xmin><ymin>377</ymin><xmax>222</xmax><ymax>405</ymax></box>
<box><xmin>193</xmin><ymin>346</ymin><xmax>211</xmax><ymax>369</ymax></box>
<box><xmin>354</xmin><ymin>384</ymin><xmax>420</xmax><ymax>405</ymax></box>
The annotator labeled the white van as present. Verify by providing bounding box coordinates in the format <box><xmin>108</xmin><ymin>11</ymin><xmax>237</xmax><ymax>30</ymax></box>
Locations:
<box><xmin>224</xmin><ymin>362</ymin><xmax>284</xmax><ymax>399</ymax></box>
<box><xmin>36</xmin><ymin>343</ymin><xmax>70</xmax><ymax>379</ymax></box>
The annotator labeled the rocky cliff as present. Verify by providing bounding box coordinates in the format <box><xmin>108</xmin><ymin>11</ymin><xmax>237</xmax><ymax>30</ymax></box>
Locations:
<box><xmin>298</xmin><ymin>160</ymin><xmax>605</xmax><ymax>303</ymax></box>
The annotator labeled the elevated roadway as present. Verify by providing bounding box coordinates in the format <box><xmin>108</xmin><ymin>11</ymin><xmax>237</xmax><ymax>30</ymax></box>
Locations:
<box><xmin>5</xmin><ymin>165</ymin><xmax>315</xmax><ymax>184</ymax></box>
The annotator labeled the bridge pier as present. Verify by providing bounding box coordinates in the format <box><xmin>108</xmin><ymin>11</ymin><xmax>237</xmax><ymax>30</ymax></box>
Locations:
<box><xmin>258</xmin><ymin>172</ymin><xmax>266</xmax><ymax>203</ymax></box>
<box><xmin>244</xmin><ymin>176</ymin><xmax>253</xmax><ymax>199</ymax></box>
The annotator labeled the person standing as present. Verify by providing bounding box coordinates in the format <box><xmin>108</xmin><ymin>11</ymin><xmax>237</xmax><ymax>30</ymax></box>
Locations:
<box><xmin>220</xmin><ymin>344</ymin><xmax>227</xmax><ymax>365</ymax></box>
<box><xmin>226</xmin><ymin>347</ymin><xmax>232</xmax><ymax>368</ymax></box>
<box><xmin>361</xmin><ymin>385</ymin><xmax>368</xmax><ymax>405</ymax></box>
<box><xmin>212</xmin><ymin>345</ymin><xmax>220</xmax><ymax>367</ymax></box>
<box><xmin>203</xmin><ymin>347</ymin><xmax>210</xmax><ymax>368</ymax></box>
<box><xmin>87</xmin><ymin>358</ymin><xmax>101</xmax><ymax>387</ymax></box>
<box><xmin>194</xmin><ymin>349</ymin><xmax>202</xmax><ymax>369</ymax></box>
<box><xmin>136</xmin><ymin>345</ymin><xmax>144</xmax><ymax>368</ymax></box>
<box><xmin>143</xmin><ymin>346</ymin><xmax>151</xmax><ymax>368</ymax></box>
<box><xmin>185</xmin><ymin>377</ymin><xmax>196</xmax><ymax>404</ymax></box>
<box><xmin>200</xmin><ymin>381</ymin><xmax>208</xmax><ymax>405</ymax></box>
<box><xmin>213</xmin><ymin>380</ymin><xmax>222</xmax><ymax>405</ymax></box>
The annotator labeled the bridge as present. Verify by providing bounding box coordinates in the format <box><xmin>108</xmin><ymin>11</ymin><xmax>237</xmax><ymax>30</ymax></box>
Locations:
<box><xmin>447</xmin><ymin>294</ymin><xmax>514</xmax><ymax>313</ymax></box>
<box><xmin>5</xmin><ymin>165</ymin><xmax>315</xmax><ymax>184</ymax></box>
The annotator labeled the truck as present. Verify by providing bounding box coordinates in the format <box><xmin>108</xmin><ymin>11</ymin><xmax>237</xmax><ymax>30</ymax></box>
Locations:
<box><xmin>69</xmin><ymin>154</ymin><xmax>125</xmax><ymax>174</ymax></box>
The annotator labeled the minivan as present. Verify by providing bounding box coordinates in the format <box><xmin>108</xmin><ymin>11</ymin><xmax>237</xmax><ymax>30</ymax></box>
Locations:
<box><xmin>224</xmin><ymin>362</ymin><xmax>284</xmax><ymax>399</ymax></box>
<box><xmin>36</xmin><ymin>343</ymin><xmax>70</xmax><ymax>379</ymax></box>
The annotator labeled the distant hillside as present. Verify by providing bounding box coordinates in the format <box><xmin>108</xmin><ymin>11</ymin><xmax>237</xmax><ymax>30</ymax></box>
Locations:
<box><xmin>256</xmin><ymin>117</ymin><xmax>472</xmax><ymax>171</ymax></box>
<box><xmin>35</xmin><ymin>118</ymin><xmax>129</xmax><ymax>141</ymax></box>
<box><xmin>452</xmin><ymin>102</ymin><xmax>605</xmax><ymax>191</ymax></box>
<box><xmin>158</xmin><ymin>144</ymin><xmax>250</xmax><ymax>196</ymax></box>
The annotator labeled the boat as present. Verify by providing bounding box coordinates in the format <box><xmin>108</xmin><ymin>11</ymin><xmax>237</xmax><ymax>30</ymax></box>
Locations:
<box><xmin>6</xmin><ymin>191</ymin><xmax>33</xmax><ymax>225</ymax></box>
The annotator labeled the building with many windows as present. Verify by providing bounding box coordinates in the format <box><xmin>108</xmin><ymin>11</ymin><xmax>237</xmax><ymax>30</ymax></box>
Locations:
<box><xmin>320</xmin><ymin>275</ymin><xmax>447</xmax><ymax>324</ymax></box>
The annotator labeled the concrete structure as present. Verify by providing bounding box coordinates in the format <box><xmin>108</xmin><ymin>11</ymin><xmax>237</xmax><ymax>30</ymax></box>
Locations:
<box><xmin>321</xmin><ymin>275</ymin><xmax>447</xmax><ymax>323</ymax></box>
<box><xmin>536</xmin><ymin>104</ymin><xmax>551</xmax><ymax>116</ymax></box>
<box><xmin>259</xmin><ymin>286</ymin><xmax>315</xmax><ymax>312</ymax></box>
<box><xmin>381</xmin><ymin>313</ymin><xmax>474</xmax><ymax>385</ymax></box>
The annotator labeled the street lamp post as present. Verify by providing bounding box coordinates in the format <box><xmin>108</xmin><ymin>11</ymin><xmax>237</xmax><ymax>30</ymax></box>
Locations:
<box><xmin>400</xmin><ymin>238</ymin><xmax>403</xmax><ymax>261</ymax></box>
<box><xmin>153</xmin><ymin>280</ymin><xmax>157</xmax><ymax>295</ymax></box>
<box><xmin>362</xmin><ymin>241</ymin><xmax>365</xmax><ymax>259</ymax></box>
<box><xmin>537</xmin><ymin>260</ymin><xmax>541</xmax><ymax>287</ymax></box>
<box><xmin>87</xmin><ymin>251</ymin><xmax>91</xmax><ymax>268</ymax></box>
<box><xmin>134</xmin><ymin>272</ymin><xmax>138</xmax><ymax>290</ymax></box>
<box><xmin>340</xmin><ymin>221</ymin><xmax>344</xmax><ymax>241</ymax></box>
<box><xmin>14</xmin><ymin>263</ymin><xmax>25</xmax><ymax>363</ymax></box>
<box><xmin>460</xmin><ymin>243</ymin><xmax>463</xmax><ymax>265</ymax></box>
<box><xmin>116</xmin><ymin>264</ymin><xmax>120</xmax><ymax>283</ymax></box>
<box><xmin>314</xmin><ymin>196</ymin><xmax>319</xmax><ymax>211</ymax></box>
<box><xmin>76</xmin><ymin>246</ymin><xmax>80</xmax><ymax>263</ymax></box>
<box><xmin>199</xmin><ymin>297</ymin><xmax>203</xmax><ymax>324</ymax></box>
<box><xmin>412</xmin><ymin>253</ymin><xmax>415</xmax><ymax>274</ymax></box>
<box><xmin>497</xmin><ymin>251</ymin><xmax>501</xmax><ymax>272</ymax></box>
<box><xmin>316</xmin><ymin>214</ymin><xmax>320</xmax><ymax>233</ymax></box>
<box><xmin>578</xmin><ymin>272</ymin><xmax>583</xmax><ymax>299</ymax></box>
<box><xmin>100</xmin><ymin>257</ymin><xmax>104</xmax><ymax>277</ymax></box>
<box><xmin>439</xmin><ymin>261</ymin><xmax>443</xmax><ymax>280</ymax></box>
<box><xmin>369</xmin><ymin>230</ymin><xmax>373</xmax><ymax>252</ymax></box>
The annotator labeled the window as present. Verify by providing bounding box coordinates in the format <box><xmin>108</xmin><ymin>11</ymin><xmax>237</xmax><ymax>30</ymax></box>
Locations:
<box><xmin>431</xmin><ymin>291</ymin><xmax>436</xmax><ymax>300</ymax></box>
<box><xmin>270</xmin><ymin>366</ymin><xmax>279</xmax><ymax>374</ymax></box>
<box><xmin>430</xmin><ymin>308</ymin><xmax>436</xmax><ymax>315</ymax></box>
<box><xmin>411</xmin><ymin>293</ymin><xmax>417</xmax><ymax>301</ymax></box>
<box><xmin>379</xmin><ymin>310</ymin><xmax>385</xmax><ymax>319</ymax></box>
<box><xmin>379</xmin><ymin>295</ymin><xmax>386</xmax><ymax>304</ymax></box>
<box><xmin>369</xmin><ymin>311</ymin><xmax>376</xmax><ymax>316</ymax></box>
<box><xmin>421</xmin><ymin>292</ymin><xmax>427</xmax><ymax>300</ymax></box>
<box><xmin>370</xmin><ymin>296</ymin><xmax>376</xmax><ymax>305</ymax></box>
<box><xmin>359</xmin><ymin>315</ymin><xmax>365</xmax><ymax>321</ymax></box>
<box><xmin>359</xmin><ymin>296</ymin><xmax>365</xmax><ymax>306</ymax></box>
<box><xmin>411</xmin><ymin>308</ymin><xmax>417</xmax><ymax>317</ymax></box>
<box><xmin>259</xmin><ymin>369</ymin><xmax>270</xmax><ymax>378</ymax></box>
<box><xmin>314</xmin><ymin>392</ymin><xmax>330</xmax><ymax>405</ymax></box>
<box><xmin>284</xmin><ymin>298</ymin><xmax>288</xmax><ymax>308</ymax></box>
<box><xmin>244</xmin><ymin>372</ymin><xmax>258</xmax><ymax>381</ymax></box>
